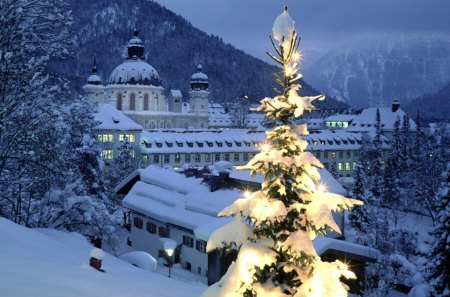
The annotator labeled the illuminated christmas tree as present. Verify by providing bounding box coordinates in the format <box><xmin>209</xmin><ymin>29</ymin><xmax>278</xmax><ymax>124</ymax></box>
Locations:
<box><xmin>202</xmin><ymin>7</ymin><xmax>361</xmax><ymax>297</ymax></box>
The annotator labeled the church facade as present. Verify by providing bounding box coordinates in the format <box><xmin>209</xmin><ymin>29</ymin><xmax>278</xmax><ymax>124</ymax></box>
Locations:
<box><xmin>83</xmin><ymin>27</ymin><xmax>209</xmax><ymax>130</ymax></box>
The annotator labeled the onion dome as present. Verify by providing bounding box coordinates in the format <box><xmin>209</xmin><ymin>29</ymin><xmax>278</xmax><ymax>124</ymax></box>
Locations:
<box><xmin>190</xmin><ymin>64</ymin><xmax>209</xmax><ymax>91</ymax></box>
<box><xmin>108</xmin><ymin>25</ymin><xmax>162</xmax><ymax>86</ymax></box>
<box><xmin>87</xmin><ymin>56</ymin><xmax>102</xmax><ymax>85</ymax></box>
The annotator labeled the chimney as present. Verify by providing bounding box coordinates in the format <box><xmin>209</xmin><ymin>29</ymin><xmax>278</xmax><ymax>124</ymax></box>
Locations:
<box><xmin>392</xmin><ymin>99</ymin><xmax>400</xmax><ymax>112</ymax></box>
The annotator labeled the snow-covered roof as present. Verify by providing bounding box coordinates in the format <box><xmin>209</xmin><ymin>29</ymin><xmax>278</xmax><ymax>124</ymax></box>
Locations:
<box><xmin>229</xmin><ymin>167</ymin><xmax>347</xmax><ymax>196</ymax></box>
<box><xmin>324</xmin><ymin>114</ymin><xmax>355</xmax><ymax>122</ymax></box>
<box><xmin>347</xmin><ymin>107</ymin><xmax>416</xmax><ymax>132</ymax></box>
<box><xmin>94</xmin><ymin>104</ymin><xmax>143</xmax><ymax>131</ymax></box>
<box><xmin>121</xmin><ymin>166</ymin><xmax>240</xmax><ymax>232</ymax></box>
<box><xmin>141</xmin><ymin>129</ymin><xmax>266</xmax><ymax>154</ymax></box>
<box><xmin>139</xmin><ymin>129</ymin><xmax>389</xmax><ymax>154</ymax></box>
<box><xmin>108</xmin><ymin>59</ymin><xmax>162</xmax><ymax>86</ymax></box>
<box><xmin>313</xmin><ymin>237</ymin><xmax>379</xmax><ymax>261</ymax></box>
<box><xmin>191</xmin><ymin>64</ymin><xmax>208</xmax><ymax>82</ymax></box>
<box><xmin>170</xmin><ymin>90</ymin><xmax>182</xmax><ymax>97</ymax></box>
<box><xmin>87</xmin><ymin>74</ymin><xmax>102</xmax><ymax>85</ymax></box>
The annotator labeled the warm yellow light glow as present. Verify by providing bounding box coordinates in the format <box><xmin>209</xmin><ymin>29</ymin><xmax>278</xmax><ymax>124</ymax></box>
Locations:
<box><xmin>261</xmin><ymin>143</ymin><xmax>271</xmax><ymax>154</ymax></box>
<box><xmin>285</xmin><ymin>66</ymin><xmax>294</xmax><ymax>76</ymax></box>
<box><xmin>243</xmin><ymin>190</ymin><xmax>252</xmax><ymax>198</ymax></box>
<box><xmin>262</xmin><ymin>197</ymin><xmax>269</xmax><ymax>206</ymax></box>
<box><xmin>340</xmin><ymin>263</ymin><xmax>348</xmax><ymax>271</ymax></box>
<box><xmin>293</xmin><ymin>52</ymin><xmax>301</xmax><ymax>61</ymax></box>
<box><xmin>166</xmin><ymin>248</ymin><xmax>174</xmax><ymax>256</ymax></box>
<box><xmin>317</xmin><ymin>183</ymin><xmax>327</xmax><ymax>193</ymax></box>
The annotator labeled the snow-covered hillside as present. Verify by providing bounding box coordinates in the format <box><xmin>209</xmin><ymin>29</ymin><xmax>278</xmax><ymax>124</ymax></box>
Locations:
<box><xmin>303</xmin><ymin>36</ymin><xmax>450</xmax><ymax>108</ymax></box>
<box><xmin>0</xmin><ymin>218</ymin><xmax>205</xmax><ymax>297</ymax></box>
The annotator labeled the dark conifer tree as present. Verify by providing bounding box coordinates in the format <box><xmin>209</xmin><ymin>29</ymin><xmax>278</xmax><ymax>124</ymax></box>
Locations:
<box><xmin>426</xmin><ymin>163</ymin><xmax>450</xmax><ymax>297</ymax></box>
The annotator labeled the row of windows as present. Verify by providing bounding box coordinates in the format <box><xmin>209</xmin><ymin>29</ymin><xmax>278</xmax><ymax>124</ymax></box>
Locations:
<box><xmin>312</xmin><ymin>150</ymin><xmax>359</xmax><ymax>159</ymax></box>
<box><xmin>144</xmin><ymin>153</ymin><xmax>253</xmax><ymax>164</ymax></box>
<box><xmin>310</xmin><ymin>138</ymin><xmax>360</xmax><ymax>146</ymax></box>
<box><xmin>144</xmin><ymin>140</ymin><xmax>253</xmax><ymax>149</ymax></box>
<box><xmin>134</xmin><ymin>218</ymin><xmax>169</xmax><ymax>237</ymax></box>
<box><xmin>97</xmin><ymin>134</ymin><xmax>136</xmax><ymax>143</ymax></box>
<box><xmin>323</xmin><ymin>162</ymin><xmax>357</xmax><ymax>172</ymax></box>
<box><xmin>117</xmin><ymin>93</ymin><xmax>159</xmax><ymax>111</ymax></box>
<box><xmin>325</xmin><ymin>121</ymin><xmax>350</xmax><ymax>128</ymax></box>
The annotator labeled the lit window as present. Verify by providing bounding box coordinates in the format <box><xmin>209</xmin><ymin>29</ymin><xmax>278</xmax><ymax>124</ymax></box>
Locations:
<box><xmin>175</xmin><ymin>154</ymin><xmax>181</xmax><ymax>163</ymax></box>
<box><xmin>226</xmin><ymin>142</ymin><xmax>232</xmax><ymax>147</ymax></box>
<box><xmin>345</xmin><ymin>162</ymin><xmax>351</xmax><ymax>171</ymax></box>
<box><xmin>119</xmin><ymin>134</ymin><xmax>135</xmax><ymax>143</ymax></box>
<box><xmin>331</xmin><ymin>152</ymin><xmax>336</xmax><ymax>159</ymax></box>
<box><xmin>101</xmin><ymin>149</ymin><xmax>114</xmax><ymax>160</ymax></box>
<box><xmin>338</xmin><ymin>162</ymin><xmax>344</xmax><ymax>171</ymax></box>
<box><xmin>205</xmin><ymin>154</ymin><xmax>210</xmax><ymax>162</ymax></box>
<box><xmin>352</xmin><ymin>162</ymin><xmax>357</xmax><ymax>170</ymax></box>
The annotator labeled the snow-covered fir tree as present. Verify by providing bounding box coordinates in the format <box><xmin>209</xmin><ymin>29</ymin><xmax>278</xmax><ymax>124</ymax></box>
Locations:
<box><xmin>0</xmin><ymin>1</ymin><xmax>118</xmax><ymax>250</ymax></box>
<box><xmin>0</xmin><ymin>0</ymin><xmax>74</xmax><ymax>224</ymax></box>
<box><xmin>202</xmin><ymin>7</ymin><xmax>360</xmax><ymax>297</ymax></box>
<box><xmin>348</xmin><ymin>162</ymin><xmax>371</xmax><ymax>242</ymax></box>
<box><xmin>426</xmin><ymin>163</ymin><xmax>450</xmax><ymax>297</ymax></box>
<box><xmin>368</xmin><ymin>109</ymin><xmax>384</xmax><ymax>206</ymax></box>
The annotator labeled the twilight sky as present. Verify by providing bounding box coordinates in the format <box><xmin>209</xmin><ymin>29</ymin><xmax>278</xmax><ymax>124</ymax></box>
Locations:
<box><xmin>155</xmin><ymin>0</ymin><xmax>450</xmax><ymax>63</ymax></box>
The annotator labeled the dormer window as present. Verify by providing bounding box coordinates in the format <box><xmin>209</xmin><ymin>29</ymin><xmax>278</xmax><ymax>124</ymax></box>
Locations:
<box><xmin>226</xmin><ymin>142</ymin><xmax>232</xmax><ymax>147</ymax></box>
<box><xmin>197</xmin><ymin>142</ymin><xmax>204</xmax><ymax>147</ymax></box>
<box><xmin>177</xmin><ymin>142</ymin><xmax>183</xmax><ymax>147</ymax></box>
<box><xmin>235</xmin><ymin>142</ymin><xmax>242</xmax><ymax>147</ymax></box>
<box><xmin>166</xmin><ymin>142</ymin><xmax>173</xmax><ymax>148</ymax></box>
<box><xmin>156</xmin><ymin>142</ymin><xmax>162</xmax><ymax>148</ymax></box>
<box><xmin>187</xmin><ymin>142</ymin><xmax>193</xmax><ymax>148</ymax></box>
<box><xmin>216</xmin><ymin>142</ymin><xmax>223</xmax><ymax>147</ymax></box>
<box><xmin>206</xmin><ymin>141</ymin><xmax>213</xmax><ymax>147</ymax></box>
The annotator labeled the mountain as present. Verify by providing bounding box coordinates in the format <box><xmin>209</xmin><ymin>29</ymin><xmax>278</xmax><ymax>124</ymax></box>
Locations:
<box><xmin>49</xmin><ymin>0</ymin><xmax>346</xmax><ymax>109</ymax></box>
<box><xmin>405</xmin><ymin>82</ymin><xmax>450</xmax><ymax>122</ymax></box>
<box><xmin>303</xmin><ymin>36</ymin><xmax>450</xmax><ymax>108</ymax></box>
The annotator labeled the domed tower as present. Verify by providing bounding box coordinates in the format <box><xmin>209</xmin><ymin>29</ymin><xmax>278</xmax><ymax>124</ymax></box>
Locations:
<box><xmin>105</xmin><ymin>25</ymin><xmax>169</xmax><ymax>129</ymax></box>
<box><xmin>189</xmin><ymin>64</ymin><xmax>209</xmax><ymax>115</ymax></box>
<box><xmin>83</xmin><ymin>56</ymin><xmax>105</xmax><ymax>104</ymax></box>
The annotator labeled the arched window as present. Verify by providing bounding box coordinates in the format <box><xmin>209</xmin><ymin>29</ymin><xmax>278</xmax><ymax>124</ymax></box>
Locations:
<box><xmin>117</xmin><ymin>93</ymin><xmax>123</xmax><ymax>110</ymax></box>
<box><xmin>143</xmin><ymin>94</ymin><xmax>149</xmax><ymax>110</ymax></box>
<box><xmin>130</xmin><ymin>93</ymin><xmax>136</xmax><ymax>110</ymax></box>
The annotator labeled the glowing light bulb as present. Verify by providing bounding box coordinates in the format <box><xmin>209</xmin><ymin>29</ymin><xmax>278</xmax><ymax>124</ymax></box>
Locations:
<box><xmin>261</xmin><ymin>143</ymin><xmax>271</xmax><ymax>154</ymax></box>
<box><xmin>317</xmin><ymin>183</ymin><xmax>327</xmax><ymax>193</ymax></box>
<box><xmin>285</xmin><ymin>66</ymin><xmax>294</xmax><ymax>76</ymax></box>
<box><xmin>293</xmin><ymin>52</ymin><xmax>301</xmax><ymax>61</ymax></box>
<box><xmin>243</xmin><ymin>190</ymin><xmax>252</xmax><ymax>198</ymax></box>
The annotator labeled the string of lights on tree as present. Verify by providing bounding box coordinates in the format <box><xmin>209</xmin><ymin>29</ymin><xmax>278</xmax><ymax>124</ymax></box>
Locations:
<box><xmin>202</xmin><ymin>7</ymin><xmax>361</xmax><ymax>297</ymax></box>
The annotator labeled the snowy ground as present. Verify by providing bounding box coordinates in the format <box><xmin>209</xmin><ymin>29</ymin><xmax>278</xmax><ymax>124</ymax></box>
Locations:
<box><xmin>0</xmin><ymin>218</ymin><xmax>206</xmax><ymax>297</ymax></box>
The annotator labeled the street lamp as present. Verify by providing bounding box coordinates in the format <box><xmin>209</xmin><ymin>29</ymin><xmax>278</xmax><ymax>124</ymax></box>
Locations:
<box><xmin>165</xmin><ymin>247</ymin><xmax>174</xmax><ymax>278</ymax></box>
<box><xmin>162</xmin><ymin>239</ymin><xmax>176</xmax><ymax>278</ymax></box>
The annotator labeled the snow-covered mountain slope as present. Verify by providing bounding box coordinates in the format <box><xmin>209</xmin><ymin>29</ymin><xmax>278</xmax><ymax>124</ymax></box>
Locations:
<box><xmin>0</xmin><ymin>218</ymin><xmax>205</xmax><ymax>297</ymax></box>
<box><xmin>405</xmin><ymin>81</ymin><xmax>450</xmax><ymax>121</ymax></box>
<box><xmin>303</xmin><ymin>36</ymin><xmax>450</xmax><ymax>108</ymax></box>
